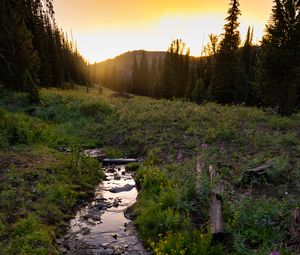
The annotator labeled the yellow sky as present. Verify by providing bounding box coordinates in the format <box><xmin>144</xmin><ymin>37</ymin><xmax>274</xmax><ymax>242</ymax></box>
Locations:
<box><xmin>53</xmin><ymin>0</ymin><xmax>273</xmax><ymax>62</ymax></box>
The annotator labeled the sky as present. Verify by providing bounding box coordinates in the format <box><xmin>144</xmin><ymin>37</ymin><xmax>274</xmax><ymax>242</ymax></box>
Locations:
<box><xmin>53</xmin><ymin>0</ymin><xmax>274</xmax><ymax>62</ymax></box>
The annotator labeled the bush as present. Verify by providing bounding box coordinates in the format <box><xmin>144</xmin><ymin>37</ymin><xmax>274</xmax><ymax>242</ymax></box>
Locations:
<box><xmin>225</xmin><ymin>197</ymin><xmax>289</xmax><ymax>254</ymax></box>
<box><xmin>152</xmin><ymin>230</ymin><xmax>224</xmax><ymax>255</ymax></box>
<box><xmin>79</xmin><ymin>101</ymin><xmax>112</xmax><ymax>119</ymax></box>
<box><xmin>5</xmin><ymin>214</ymin><xmax>57</xmax><ymax>255</ymax></box>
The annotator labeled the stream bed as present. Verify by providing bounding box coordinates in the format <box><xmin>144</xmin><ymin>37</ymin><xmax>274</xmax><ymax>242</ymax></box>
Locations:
<box><xmin>58</xmin><ymin>164</ymin><xmax>148</xmax><ymax>255</ymax></box>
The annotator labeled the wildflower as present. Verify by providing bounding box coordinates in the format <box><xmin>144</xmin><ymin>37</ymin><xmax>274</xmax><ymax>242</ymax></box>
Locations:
<box><xmin>270</xmin><ymin>252</ymin><xmax>280</xmax><ymax>255</ymax></box>
<box><xmin>201</xmin><ymin>143</ymin><xmax>209</xmax><ymax>149</ymax></box>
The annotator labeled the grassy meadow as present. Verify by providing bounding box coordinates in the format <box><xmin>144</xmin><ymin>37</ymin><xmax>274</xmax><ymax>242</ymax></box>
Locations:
<box><xmin>0</xmin><ymin>86</ymin><xmax>299</xmax><ymax>254</ymax></box>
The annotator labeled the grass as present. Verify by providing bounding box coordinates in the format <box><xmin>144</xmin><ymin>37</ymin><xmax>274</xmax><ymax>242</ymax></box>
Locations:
<box><xmin>0</xmin><ymin>86</ymin><xmax>299</xmax><ymax>254</ymax></box>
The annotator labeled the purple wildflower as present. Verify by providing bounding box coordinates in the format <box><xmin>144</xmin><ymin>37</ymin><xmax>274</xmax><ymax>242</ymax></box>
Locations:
<box><xmin>201</xmin><ymin>143</ymin><xmax>209</xmax><ymax>149</ymax></box>
<box><xmin>270</xmin><ymin>252</ymin><xmax>280</xmax><ymax>255</ymax></box>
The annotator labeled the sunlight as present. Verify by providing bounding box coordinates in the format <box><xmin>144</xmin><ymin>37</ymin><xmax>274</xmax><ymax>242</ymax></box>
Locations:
<box><xmin>75</xmin><ymin>14</ymin><xmax>267</xmax><ymax>62</ymax></box>
<box><xmin>53</xmin><ymin>0</ymin><xmax>273</xmax><ymax>62</ymax></box>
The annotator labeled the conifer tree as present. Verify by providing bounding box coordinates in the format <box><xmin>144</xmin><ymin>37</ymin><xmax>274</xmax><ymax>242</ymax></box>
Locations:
<box><xmin>131</xmin><ymin>55</ymin><xmax>139</xmax><ymax>94</ymax></box>
<box><xmin>162</xmin><ymin>39</ymin><xmax>190</xmax><ymax>98</ymax></box>
<box><xmin>210</xmin><ymin>0</ymin><xmax>242</xmax><ymax>103</ymax></box>
<box><xmin>139</xmin><ymin>51</ymin><xmax>149</xmax><ymax>96</ymax></box>
<box><xmin>255</xmin><ymin>0</ymin><xmax>300</xmax><ymax>114</ymax></box>
<box><xmin>0</xmin><ymin>0</ymin><xmax>90</xmax><ymax>98</ymax></box>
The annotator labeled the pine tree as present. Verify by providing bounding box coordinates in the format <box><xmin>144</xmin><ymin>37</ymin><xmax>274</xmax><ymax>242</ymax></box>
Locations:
<box><xmin>162</xmin><ymin>39</ymin><xmax>190</xmax><ymax>99</ymax></box>
<box><xmin>149</xmin><ymin>57</ymin><xmax>157</xmax><ymax>97</ymax></box>
<box><xmin>139</xmin><ymin>51</ymin><xmax>149</xmax><ymax>96</ymax></box>
<box><xmin>0</xmin><ymin>0</ymin><xmax>90</xmax><ymax>95</ymax></box>
<box><xmin>210</xmin><ymin>0</ymin><xmax>242</xmax><ymax>103</ymax></box>
<box><xmin>255</xmin><ymin>0</ymin><xmax>300</xmax><ymax>114</ymax></box>
<box><xmin>131</xmin><ymin>55</ymin><xmax>139</xmax><ymax>94</ymax></box>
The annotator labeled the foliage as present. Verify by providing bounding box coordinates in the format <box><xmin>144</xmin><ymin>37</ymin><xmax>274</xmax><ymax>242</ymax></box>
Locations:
<box><xmin>151</xmin><ymin>230</ymin><xmax>224</xmax><ymax>255</ymax></box>
<box><xmin>0</xmin><ymin>87</ymin><xmax>299</xmax><ymax>254</ymax></box>
<box><xmin>255</xmin><ymin>0</ymin><xmax>300</xmax><ymax>115</ymax></box>
<box><xmin>224</xmin><ymin>197</ymin><xmax>294</xmax><ymax>254</ymax></box>
<box><xmin>0</xmin><ymin>0</ymin><xmax>90</xmax><ymax>96</ymax></box>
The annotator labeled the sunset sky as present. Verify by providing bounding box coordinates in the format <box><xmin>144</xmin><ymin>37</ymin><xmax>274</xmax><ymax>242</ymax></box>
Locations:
<box><xmin>53</xmin><ymin>0</ymin><xmax>273</xmax><ymax>62</ymax></box>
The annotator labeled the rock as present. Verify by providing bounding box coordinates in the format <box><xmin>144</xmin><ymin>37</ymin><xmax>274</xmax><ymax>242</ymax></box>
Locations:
<box><xmin>84</xmin><ymin>149</ymin><xmax>106</xmax><ymax>161</ymax></box>
<box><xmin>81</xmin><ymin>228</ymin><xmax>91</xmax><ymax>235</ymax></box>
<box><xmin>107</xmin><ymin>168</ymin><xmax>115</xmax><ymax>173</ymax></box>
<box><xmin>109</xmin><ymin>184</ymin><xmax>135</xmax><ymax>193</ymax></box>
<box><xmin>114</xmin><ymin>174</ymin><xmax>121</xmax><ymax>180</ymax></box>
<box><xmin>113</xmin><ymin>199</ymin><xmax>120</xmax><ymax>207</ymax></box>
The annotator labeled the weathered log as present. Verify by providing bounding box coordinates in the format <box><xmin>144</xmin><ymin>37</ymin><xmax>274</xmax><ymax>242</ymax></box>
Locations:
<box><xmin>102</xmin><ymin>158</ymin><xmax>138</xmax><ymax>165</ymax></box>
<box><xmin>208</xmin><ymin>165</ymin><xmax>224</xmax><ymax>235</ymax></box>
<box><xmin>242</xmin><ymin>162</ymin><xmax>272</xmax><ymax>183</ymax></box>
<box><xmin>290</xmin><ymin>208</ymin><xmax>300</xmax><ymax>245</ymax></box>
<box><xmin>209</xmin><ymin>191</ymin><xmax>224</xmax><ymax>235</ymax></box>
<box><xmin>246</xmin><ymin>163</ymin><xmax>272</xmax><ymax>175</ymax></box>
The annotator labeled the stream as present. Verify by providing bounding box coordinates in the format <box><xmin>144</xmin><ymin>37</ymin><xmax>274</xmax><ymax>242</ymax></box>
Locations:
<box><xmin>58</xmin><ymin>163</ymin><xmax>148</xmax><ymax>255</ymax></box>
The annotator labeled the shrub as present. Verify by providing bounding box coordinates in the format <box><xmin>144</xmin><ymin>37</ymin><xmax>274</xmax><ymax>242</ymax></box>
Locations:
<box><xmin>5</xmin><ymin>214</ymin><xmax>57</xmax><ymax>255</ymax></box>
<box><xmin>79</xmin><ymin>101</ymin><xmax>112</xmax><ymax>119</ymax></box>
<box><xmin>225</xmin><ymin>197</ymin><xmax>289</xmax><ymax>254</ymax></box>
<box><xmin>152</xmin><ymin>230</ymin><xmax>224</xmax><ymax>255</ymax></box>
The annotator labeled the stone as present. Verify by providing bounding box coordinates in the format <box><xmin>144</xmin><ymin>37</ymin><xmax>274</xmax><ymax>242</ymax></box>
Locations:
<box><xmin>109</xmin><ymin>184</ymin><xmax>135</xmax><ymax>193</ymax></box>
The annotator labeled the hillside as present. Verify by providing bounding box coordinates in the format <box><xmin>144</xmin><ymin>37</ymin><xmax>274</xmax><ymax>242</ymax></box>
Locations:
<box><xmin>0</xmin><ymin>87</ymin><xmax>299</xmax><ymax>254</ymax></box>
<box><xmin>93</xmin><ymin>50</ymin><xmax>199</xmax><ymax>92</ymax></box>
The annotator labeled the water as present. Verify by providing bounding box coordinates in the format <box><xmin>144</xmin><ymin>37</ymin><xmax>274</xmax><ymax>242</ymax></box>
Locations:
<box><xmin>58</xmin><ymin>165</ymin><xmax>148</xmax><ymax>255</ymax></box>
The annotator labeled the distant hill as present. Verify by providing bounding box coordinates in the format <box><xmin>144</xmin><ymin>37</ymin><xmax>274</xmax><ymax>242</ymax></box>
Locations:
<box><xmin>93</xmin><ymin>50</ymin><xmax>199</xmax><ymax>90</ymax></box>
<box><xmin>94</xmin><ymin>50</ymin><xmax>167</xmax><ymax>82</ymax></box>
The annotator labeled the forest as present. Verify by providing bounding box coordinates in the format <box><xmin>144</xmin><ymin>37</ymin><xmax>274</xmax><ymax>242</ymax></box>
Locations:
<box><xmin>95</xmin><ymin>0</ymin><xmax>300</xmax><ymax>115</ymax></box>
<box><xmin>1</xmin><ymin>0</ymin><xmax>300</xmax><ymax>114</ymax></box>
<box><xmin>0</xmin><ymin>0</ymin><xmax>300</xmax><ymax>254</ymax></box>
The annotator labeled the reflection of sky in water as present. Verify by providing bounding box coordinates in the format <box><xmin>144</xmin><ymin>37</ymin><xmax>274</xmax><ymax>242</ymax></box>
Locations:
<box><xmin>62</xmin><ymin>165</ymin><xmax>146</xmax><ymax>253</ymax></box>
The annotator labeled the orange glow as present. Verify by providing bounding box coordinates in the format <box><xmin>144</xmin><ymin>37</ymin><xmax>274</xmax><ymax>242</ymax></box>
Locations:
<box><xmin>53</xmin><ymin>0</ymin><xmax>273</xmax><ymax>62</ymax></box>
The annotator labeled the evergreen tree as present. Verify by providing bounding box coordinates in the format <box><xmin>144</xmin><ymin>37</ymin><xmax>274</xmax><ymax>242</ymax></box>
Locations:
<box><xmin>210</xmin><ymin>0</ymin><xmax>242</xmax><ymax>103</ymax></box>
<box><xmin>0</xmin><ymin>0</ymin><xmax>90</xmax><ymax>98</ymax></box>
<box><xmin>241</xmin><ymin>26</ymin><xmax>260</xmax><ymax>104</ymax></box>
<box><xmin>131</xmin><ymin>55</ymin><xmax>139</xmax><ymax>94</ymax></box>
<box><xmin>139</xmin><ymin>51</ymin><xmax>149</xmax><ymax>96</ymax></box>
<box><xmin>162</xmin><ymin>39</ymin><xmax>190</xmax><ymax>99</ymax></box>
<box><xmin>255</xmin><ymin>0</ymin><xmax>300</xmax><ymax>114</ymax></box>
<box><xmin>149</xmin><ymin>57</ymin><xmax>158</xmax><ymax>97</ymax></box>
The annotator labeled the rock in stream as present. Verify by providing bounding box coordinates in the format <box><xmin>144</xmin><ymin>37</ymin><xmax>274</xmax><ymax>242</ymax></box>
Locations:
<box><xmin>58</xmin><ymin>165</ymin><xmax>148</xmax><ymax>255</ymax></box>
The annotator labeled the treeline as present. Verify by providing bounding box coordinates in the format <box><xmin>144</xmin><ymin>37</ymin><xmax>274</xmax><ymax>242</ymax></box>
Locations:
<box><xmin>97</xmin><ymin>0</ymin><xmax>300</xmax><ymax>115</ymax></box>
<box><xmin>0</xmin><ymin>0</ymin><xmax>90</xmax><ymax>101</ymax></box>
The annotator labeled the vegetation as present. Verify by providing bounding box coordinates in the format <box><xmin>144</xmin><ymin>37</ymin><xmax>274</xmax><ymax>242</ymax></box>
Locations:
<box><xmin>0</xmin><ymin>0</ymin><xmax>91</xmax><ymax>101</ymax></box>
<box><xmin>0</xmin><ymin>0</ymin><xmax>300</xmax><ymax>254</ymax></box>
<box><xmin>94</xmin><ymin>0</ymin><xmax>299</xmax><ymax>115</ymax></box>
<box><xmin>1</xmin><ymin>86</ymin><xmax>299</xmax><ymax>254</ymax></box>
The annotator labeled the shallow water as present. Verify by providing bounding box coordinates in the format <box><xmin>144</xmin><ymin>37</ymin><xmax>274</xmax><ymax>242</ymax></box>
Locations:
<box><xmin>59</xmin><ymin>165</ymin><xmax>147</xmax><ymax>255</ymax></box>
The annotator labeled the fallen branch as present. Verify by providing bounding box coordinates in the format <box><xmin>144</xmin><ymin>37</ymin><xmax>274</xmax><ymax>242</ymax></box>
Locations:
<box><xmin>242</xmin><ymin>162</ymin><xmax>272</xmax><ymax>183</ymax></box>
<box><xmin>246</xmin><ymin>163</ymin><xmax>272</xmax><ymax>175</ymax></box>
<box><xmin>102</xmin><ymin>158</ymin><xmax>138</xmax><ymax>165</ymax></box>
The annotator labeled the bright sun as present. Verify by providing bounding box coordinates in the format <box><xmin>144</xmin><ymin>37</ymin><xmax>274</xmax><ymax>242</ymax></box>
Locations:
<box><xmin>53</xmin><ymin>0</ymin><xmax>272</xmax><ymax>62</ymax></box>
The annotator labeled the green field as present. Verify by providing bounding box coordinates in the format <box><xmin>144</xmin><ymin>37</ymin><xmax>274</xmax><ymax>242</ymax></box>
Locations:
<box><xmin>0</xmin><ymin>86</ymin><xmax>299</xmax><ymax>254</ymax></box>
